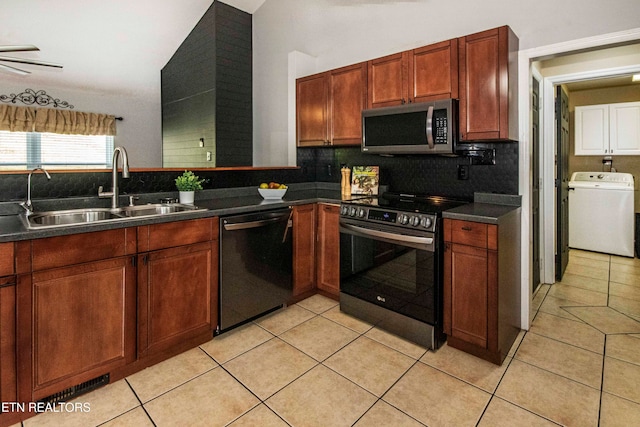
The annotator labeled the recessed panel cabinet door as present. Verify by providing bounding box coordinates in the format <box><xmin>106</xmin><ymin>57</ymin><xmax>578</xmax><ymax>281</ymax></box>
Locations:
<box><xmin>367</xmin><ymin>52</ymin><xmax>408</xmax><ymax>108</ymax></box>
<box><xmin>447</xmin><ymin>243</ymin><xmax>489</xmax><ymax>348</ymax></box>
<box><xmin>138</xmin><ymin>242</ymin><xmax>215</xmax><ymax>357</ymax></box>
<box><xmin>330</xmin><ymin>63</ymin><xmax>367</xmax><ymax>146</ymax></box>
<box><xmin>411</xmin><ymin>39</ymin><xmax>458</xmax><ymax>103</ymax></box>
<box><xmin>30</xmin><ymin>257</ymin><xmax>136</xmax><ymax>400</ymax></box>
<box><xmin>316</xmin><ymin>204</ymin><xmax>340</xmax><ymax>297</ymax></box>
<box><xmin>297</xmin><ymin>73</ymin><xmax>329</xmax><ymax>146</ymax></box>
<box><xmin>293</xmin><ymin>204</ymin><xmax>316</xmax><ymax>296</ymax></box>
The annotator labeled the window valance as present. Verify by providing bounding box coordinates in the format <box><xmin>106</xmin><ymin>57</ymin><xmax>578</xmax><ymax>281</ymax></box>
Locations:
<box><xmin>0</xmin><ymin>104</ymin><xmax>116</xmax><ymax>136</ymax></box>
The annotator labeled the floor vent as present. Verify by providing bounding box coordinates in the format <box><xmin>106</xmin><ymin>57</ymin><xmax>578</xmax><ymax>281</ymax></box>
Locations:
<box><xmin>39</xmin><ymin>374</ymin><xmax>110</xmax><ymax>405</ymax></box>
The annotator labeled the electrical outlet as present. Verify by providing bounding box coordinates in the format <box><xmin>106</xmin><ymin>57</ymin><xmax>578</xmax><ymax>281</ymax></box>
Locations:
<box><xmin>457</xmin><ymin>164</ymin><xmax>469</xmax><ymax>180</ymax></box>
<box><xmin>206</xmin><ymin>151</ymin><xmax>212</xmax><ymax>161</ymax></box>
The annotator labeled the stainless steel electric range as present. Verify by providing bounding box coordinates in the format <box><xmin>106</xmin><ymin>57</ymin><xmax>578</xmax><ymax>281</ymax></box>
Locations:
<box><xmin>339</xmin><ymin>192</ymin><xmax>469</xmax><ymax>350</ymax></box>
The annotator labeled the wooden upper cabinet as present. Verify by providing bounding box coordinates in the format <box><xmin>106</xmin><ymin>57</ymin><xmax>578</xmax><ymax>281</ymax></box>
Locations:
<box><xmin>458</xmin><ymin>26</ymin><xmax>518</xmax><ymax>142</ymax></box>
<box><xmin>296</xmin><ymin>62</ymin><xmax>367</xmax><ymax>147</ymax></box>
<box><xmin>330</xmin><ymin>63</ymin><xmax>367</xmax><ymax>146</ymax></box>
<box><xmin>296</xmin><ymin>72</ymin><xmax>329</xmax><ymax>146</ymax></box>
<box><xmin>367</xmin><ymin>52</ymin><xmax>408</xmax><ymax>108</ymax></box>
<box><xmin>411</xmin><ymin>39</ymin><xmax>459</xmax><ymax>103</ymax></box>
<box><xmin>368</xmin><ymin>39</ymin><xmax>459</xmax><ymax>108</ymax></box>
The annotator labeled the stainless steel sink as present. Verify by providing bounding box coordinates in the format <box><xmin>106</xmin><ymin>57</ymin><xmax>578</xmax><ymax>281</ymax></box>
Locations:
<box><xmin>116</xmin><ymin>203</ymin><xmax>199</xmax><ymax>217</ymax></box>
<box><xmin>22</xmin><ymin>204</ymin><xmax>205</xmax><ymax>229</ymax></box>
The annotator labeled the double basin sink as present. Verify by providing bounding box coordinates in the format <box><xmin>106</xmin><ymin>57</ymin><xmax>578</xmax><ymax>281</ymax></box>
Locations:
<box><xmin>22</xmin><ymin>203</ymin><xmax>206</xmax><ymax>229</ymax></box>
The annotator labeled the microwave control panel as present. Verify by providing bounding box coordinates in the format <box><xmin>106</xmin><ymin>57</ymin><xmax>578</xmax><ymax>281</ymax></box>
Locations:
<box><xmin>433</xmin><ymin>109</ymin><xmax>448</xmax><ymax>145</ymax></box>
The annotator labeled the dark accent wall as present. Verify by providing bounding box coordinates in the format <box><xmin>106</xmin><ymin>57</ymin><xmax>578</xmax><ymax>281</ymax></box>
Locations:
<box><xmin>161</xmin><ymin>1</ymin><xmax>252</xmax><ymax>168</ymax></box>
<box><xmin>297</xmin><ymin>143</ymin><xmax>519</xmax><ymax>200</ymax></box>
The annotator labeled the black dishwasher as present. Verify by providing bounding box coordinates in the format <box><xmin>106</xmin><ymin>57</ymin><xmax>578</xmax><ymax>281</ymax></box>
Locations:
<box><xmin>218</xmin><ymin>208</ymin><xmax>293</xmax><ymax>333</ymax></box>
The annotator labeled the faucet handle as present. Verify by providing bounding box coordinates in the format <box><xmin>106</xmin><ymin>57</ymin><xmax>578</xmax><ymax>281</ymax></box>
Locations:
<box><xmin>98</xmin><ymin>185</ymin><xmax>113</xmax><ymax>198</ymax></box>
<box><xmin>127</xmin><ymin>195</ymin><xmax>139</xmax><ymax>206</ymax></box>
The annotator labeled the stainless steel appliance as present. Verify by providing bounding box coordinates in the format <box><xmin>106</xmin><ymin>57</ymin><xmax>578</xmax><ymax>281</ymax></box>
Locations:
<box><xmin>219</xmin><ymin>208</ymin><xmax>293</xmax><ymax>332</ymax></box>
<box><xmin>362</xmin><ymin>99</ymin><xmax>457</xmax><ymax>155</ymax></box>
<box><xmin>339</xmin><ymin>193</ymin><xmax>468</xmax><ymax>349</ymax></box>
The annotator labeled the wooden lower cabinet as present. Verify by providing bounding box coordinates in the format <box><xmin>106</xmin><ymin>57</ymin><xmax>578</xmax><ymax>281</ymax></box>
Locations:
<box><xmin>137</xmin><ymin>218</ymin><xmax>218</xmax><ymax>359</ymax></box>
<box><xmin>292</xmin><ymin>204</ymin><xmax>316</xmax><ymax>298</ymax></box>
<box><xmin>28</xmin><ymin>256</ymin><xmax>136</xmax><ymax>400</ymax></box>
<box><xmin>0</xmin><ymin>276</ymin><xmax>18</xmax><ymax>425</ymax></box>
<box><xmin>137</xmin><ymin>241</ymin><xmax>217</xmax><ymax>357</ymax></box>
<box><xmin>316</xmin><ymin>203</ymin><xmax>340</xmax><ymax>298</ymax></box>
<box><xmin>443</xmin><ymin>215</ymin><xmax>520</xmax><ymax>365</ymax></box>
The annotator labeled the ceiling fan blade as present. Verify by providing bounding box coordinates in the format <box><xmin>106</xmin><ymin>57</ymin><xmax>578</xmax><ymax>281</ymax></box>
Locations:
<box><xmin>0</xmin><ymin>62</ymin><xmax>30</xmax><ymax>75</ymax></box>
<box><xmin>0</xmin><ymin>45</ymin><xmax>39</xmax><ymax>53</ymax></box>
<box><xmin>0</xmin><ymin>55</ymin><xmax>62</xmax><ymax>69</ymax></box>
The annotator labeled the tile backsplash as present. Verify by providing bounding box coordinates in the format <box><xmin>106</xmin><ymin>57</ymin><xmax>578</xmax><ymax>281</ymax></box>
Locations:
<box><xmin>0</xmin><ymin>142</ymin><xmax>518</xmax><ymax>203</ymax></box>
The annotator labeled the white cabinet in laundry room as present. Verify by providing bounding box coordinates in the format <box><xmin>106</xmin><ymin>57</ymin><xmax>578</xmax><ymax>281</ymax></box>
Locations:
<box><xmin>575</xmin><ymin>101</ymin><xmax>640</xmax><ymax>155</ymax></box>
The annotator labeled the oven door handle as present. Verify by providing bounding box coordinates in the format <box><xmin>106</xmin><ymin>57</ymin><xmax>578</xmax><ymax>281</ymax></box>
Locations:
<box><xmin>340</xmin><ymin>223</ymin><xmax>434</xmax><ymax>250</ymax></box>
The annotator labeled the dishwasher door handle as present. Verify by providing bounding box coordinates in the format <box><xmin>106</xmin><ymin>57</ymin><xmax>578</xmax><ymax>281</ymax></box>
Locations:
<box><xmin>223</xmin><ymin>215</ymin><xmax>288</xmax><ymax>231</ymax></box>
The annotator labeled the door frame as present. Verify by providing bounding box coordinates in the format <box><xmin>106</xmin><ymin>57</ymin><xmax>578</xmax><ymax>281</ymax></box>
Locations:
<box><xmin>517</xmin><ymin>27</ymin><xmax>640</xmax><ymax>330</ymax></box>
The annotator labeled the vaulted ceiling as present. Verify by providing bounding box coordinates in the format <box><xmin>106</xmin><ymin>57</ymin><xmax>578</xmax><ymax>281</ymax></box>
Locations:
<box><xmin>0</xmin><ymin>0</ymin><xmax>265</xmax><ymax>96</ymax></box>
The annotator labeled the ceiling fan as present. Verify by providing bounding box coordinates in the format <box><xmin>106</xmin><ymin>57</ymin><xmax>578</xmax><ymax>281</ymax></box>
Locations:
<box><xmin>0</xmin><ymin>45</ymin><xmax>63</xmax><ymax>76</ymax></box>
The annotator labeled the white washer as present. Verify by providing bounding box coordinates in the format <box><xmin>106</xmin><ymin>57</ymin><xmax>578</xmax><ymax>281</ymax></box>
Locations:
<box><xmin>569</xmin><ymin>172</ymin><xmax>635</xmax><ymax>257</ymax></box>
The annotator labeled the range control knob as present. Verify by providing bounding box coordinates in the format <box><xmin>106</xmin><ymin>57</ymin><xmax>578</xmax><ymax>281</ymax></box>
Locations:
<box><xmin>348</xmin><ymin>206</ymin><xmax>357</xmax><ymax>217</ymax></box>
<box><xmin>340</xmin><ymin>205</ymin><xmax>349</xmax><ymax>216</ymax></box>
<box><xmin>357</xmin><ymin>208</ymin><xmax>366</xmax><ymax>218</ymax></box>
<box><xmin>409</xmin><ymin>216</ymin><xmax>420</xmax><ymax>226</ymax></box>
<box><xmin>421</xmin><ymin>217</ymin><xmax>432</xmax><ymax>229</ymax></box>
<box><xmin>398</xmin><ymin>214</ymin><xmax>409</xmax><ymax>225</ymax></box>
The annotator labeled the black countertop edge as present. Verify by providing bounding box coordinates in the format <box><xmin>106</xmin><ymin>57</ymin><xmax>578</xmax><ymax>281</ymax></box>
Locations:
<box><xmin>442</xmin><ymin>192</ymin><xmax>521</xmax><ymax>225</ymax></box>
<box><xmin>0</xmin><ymin>186</ymin><xmax>343</xmax><ymax>243</ymax></box>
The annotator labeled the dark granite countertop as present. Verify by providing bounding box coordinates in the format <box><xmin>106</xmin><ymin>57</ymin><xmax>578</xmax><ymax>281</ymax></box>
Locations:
<box><xmin>442</xmin><ymin>193</ymin><xmax>522</xmax><ymax>225</ymax></box>
<box><xmin>0</xmin><ymin>183</ymin><xmax>344</xmax><ymax>243</ymax></box>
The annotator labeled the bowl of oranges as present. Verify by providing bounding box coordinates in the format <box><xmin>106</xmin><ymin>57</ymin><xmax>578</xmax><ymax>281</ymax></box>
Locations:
<box><xmin>258</xmin><ymin>182</ymin><xmax>288</xmax><ymax>199</ymax></box>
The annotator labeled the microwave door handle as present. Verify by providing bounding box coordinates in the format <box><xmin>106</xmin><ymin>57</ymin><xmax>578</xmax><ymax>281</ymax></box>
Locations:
<box><xmin>426</xmin><ymin>106</ymin><xmax>435</xmax><ymax>149</ymax></box>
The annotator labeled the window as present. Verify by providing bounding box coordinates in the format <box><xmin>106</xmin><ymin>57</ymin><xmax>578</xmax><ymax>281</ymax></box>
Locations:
<box><xmin>0</xmin><ymin>130</ymin><xmax>114</xmax><ymax>170</ymax></box>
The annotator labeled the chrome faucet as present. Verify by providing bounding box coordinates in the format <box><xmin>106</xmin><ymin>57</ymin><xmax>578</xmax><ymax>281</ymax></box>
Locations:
<box><xmin>21</xmin><ymin>167</ymin><xmax>51</xmax><ymax>214</ymax></box>
<box><xmin>98</xmin><ymin>146</ymin><xmax>130</xmax><ymax>209</ymax></box>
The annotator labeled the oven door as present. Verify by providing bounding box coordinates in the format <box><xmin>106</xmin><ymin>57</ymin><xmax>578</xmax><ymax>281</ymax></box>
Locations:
<box><xmin>339</xmin><ymin>220</ymin><xmax>441</xmax><ymax>326</ymax></box>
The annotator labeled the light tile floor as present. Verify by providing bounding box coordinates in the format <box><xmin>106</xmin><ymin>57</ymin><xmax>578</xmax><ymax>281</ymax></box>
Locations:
<box><xmin>20</xmin><ymin>249</ymin><xmax>640</xmax><ymax>426</ymax></box>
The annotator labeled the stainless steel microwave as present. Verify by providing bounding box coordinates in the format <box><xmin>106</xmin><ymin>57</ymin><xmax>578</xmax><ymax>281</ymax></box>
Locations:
<box><xmin>362</xmin><ymin>99</ymin><xmax>457</xmax><ymax>155</ymax></box>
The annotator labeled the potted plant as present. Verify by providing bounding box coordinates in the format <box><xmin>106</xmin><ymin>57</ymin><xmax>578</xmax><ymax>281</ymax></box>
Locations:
<box><xmin>175</xmin><ymin>170</ymin><xmax>205</xmax><ymax>204</ymax></box>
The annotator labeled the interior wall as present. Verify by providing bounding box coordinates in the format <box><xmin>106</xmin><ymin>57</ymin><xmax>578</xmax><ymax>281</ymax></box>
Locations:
<box><xmin>568</xmin><ymin>84</ymin><xmax>640</xmax><ymax>210</ymax></box>
<box><xmin>252</xmin><ymin>0</ymin><xmax>640</xmax><ymax>166</ymax></box>
<box><xmin>0</xmin><ymin>83</ymin><xmax>162</xmax><ymax>168</ymax></box>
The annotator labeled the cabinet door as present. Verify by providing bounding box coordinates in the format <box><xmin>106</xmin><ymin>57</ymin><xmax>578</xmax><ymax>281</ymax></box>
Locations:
<box><xmin>446</xmin><ymin>243</ymin><xmax>488</xmax><ymax>348</ymax></box>
<box><xmin>29</xmin><ymin>257</ymin><xmax>136</xmax><ymax>400</ymax></box>
<box><xmin>330</xmin><ymin>63</ymin><xmax>367</xmax><ymax>146</ymax></box>
<box><xmin>610</xmin><ymin>101</ymin><xmax>640</xmax><ymax>155</ymax></box>
<box><xmin>316</xmin><ymin>204</ymin><xmax>340</xmax><ymax>297</ymax></box>
<box><xmin>575</xmin><ymin>104</ymin><xmax>609</xmax><ymax>155</ymax></box>
<box><xmin>0</xmin><ymin>278</ymin><xmax>16</xmax><ymax>405</ymax></box>
<box><xmin>459</xmin><ymin>26</ymin><xmax>515</xmax><ymax>141</ymax></box>
<box><xmin>411</xmin><ymin>39</ymin><xmax>458</xmax><ymax>103</ymax></box>
<box><xmin>296</xmin><ymin>72</ymin><xmax>329</xmax><ymax>146</ymax></box>
<box><xmin>367</xmin><ymin>52</ymin><xmax>409</xmax><ymax>108</ymax></box>
<box><xmin>138</xmin><ymin>241</ymin><xmax>216</xmax><ymax>357</ymax></box>
<box><xmin>293</xmin><ymin>204</ymin><xmax>316</xmax><ymax>296</ymax></box>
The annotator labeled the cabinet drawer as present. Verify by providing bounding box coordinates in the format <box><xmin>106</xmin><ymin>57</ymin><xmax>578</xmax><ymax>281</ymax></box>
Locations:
<box><xmin>0</xmin><ymin>242</ymin><xmax>14</xmax><ymax>277</ymax></box>
<box><xmin>138</xmin><ymin>218</ymin><xmax>218</xmax><ymax>252</ymax></box>
<box><xmin>446</xmin><ymin>219</ymin><xmax>498</xmax><ymax>250</ymax></box>
<box><xmin>449</xmin><ymin>220</ymin><xmax>488</xmax><ymax>248</ymax></box>
<box><xmin>32</xmin><ymin>228</ymin><xmax>137</xmax><ymax>271</ymax></box>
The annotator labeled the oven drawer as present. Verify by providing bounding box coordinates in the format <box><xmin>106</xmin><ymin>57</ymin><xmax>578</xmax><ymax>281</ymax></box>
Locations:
<box><xmin>446</xmin><ymin>219</ymin><xmax>497</xmax><ymax>250</ymax></box>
